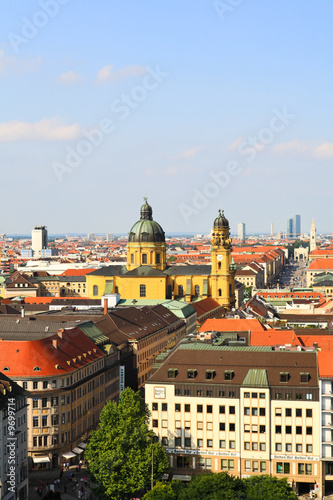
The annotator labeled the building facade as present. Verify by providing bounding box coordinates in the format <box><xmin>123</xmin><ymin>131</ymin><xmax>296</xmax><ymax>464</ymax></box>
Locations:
<box><xmin>87</xmin><ymin>201</ymin><xmax>236</xmax><ymax>309</ymax></box>
<box><xmin>146</xmin><ymin>343</ymin><xmax>321</xmax><ymax>497</ymax></box>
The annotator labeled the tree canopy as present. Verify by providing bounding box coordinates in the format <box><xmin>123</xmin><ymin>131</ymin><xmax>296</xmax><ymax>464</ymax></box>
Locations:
<box><xmin>144</xmin><ymin>473</ymin><xmax>298</xmax><ymax>500</ymax></box>
<box><xmin>85</xmin><ymin>388</ymin><xmax>169</xmax><ymax>499</ymax></box>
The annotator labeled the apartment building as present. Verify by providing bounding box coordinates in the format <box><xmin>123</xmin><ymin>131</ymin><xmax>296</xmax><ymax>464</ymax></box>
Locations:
<box><xmin>146</xmin><ymin>343</ymin><xmax>321</xmax><ymax>497</ymax></box>
<box><xmin>0</xmin><ymin>325</ymin><xmax>109</xmax><ymax>469</ymax></box>
<box><xmin>318</xmin><ymin>351</ymin><xmax>333</xmax><ymax>496</ymax></box>
<box><xmin>0</xmin><ymin>372</ymin><xmax>28</xmax><ymax>500</ymax></box>
<box><xmin>96</xmin><ymin>305</ymin><xmax>186</xmax><ymax>389</ymax></box>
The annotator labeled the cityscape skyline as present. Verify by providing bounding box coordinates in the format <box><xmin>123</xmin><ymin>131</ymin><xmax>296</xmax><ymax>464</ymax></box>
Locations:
<box><xmin>1</xmin><ymin>2</ymin><xmax>332</xmax><ymax>234</ymax></box>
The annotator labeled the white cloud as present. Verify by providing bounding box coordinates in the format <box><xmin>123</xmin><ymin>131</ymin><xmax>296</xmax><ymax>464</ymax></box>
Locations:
<box><xmin>228</xmin><ymin>137</ymin><xmax>243</xmax><ymax>151</ymax></box>
<box><xmin>96</xmin><ymin>64</ymin><xmax>146</xmax><ymax>83</ymax></box>
<box><xmin>0</xmin><ymin>49</ymin><xmax>42</xmax><ymax>75</ymax></box>
<box><xmin>57</xmin><ymin>70</ymin><xmax>83</xmax><ymax>85</ymax></box>
<box><xmin>0</xmin><ymin>118</ymin><xmax>82</xmax><ymax>142</ymax></box>
<box><xmin>271</xmin><ymin>139</ymin><xmax>308</xmax><ymax>154</ymax></box>
<box><xmin>174</xmin><ymin>145</ymin><xmax>203</xmax><ymax>160</ymax></box>
<box><xmin>271</xmin><ymin>139</ymin><xmax>333</xmax><ymax>159</ymax></box>
<box><xmin>314</xmin><ymin>142</ymin><xmax>333</xmax><ymax>159</ymax></box>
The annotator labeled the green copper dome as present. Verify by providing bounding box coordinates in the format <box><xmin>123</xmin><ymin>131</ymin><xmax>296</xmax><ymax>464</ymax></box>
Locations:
<box><xmin>128</xmin><ymin>199</ymin><xmax>165</xmax><ymax>243</ymax></box>
<box><xmin>214</xmin><ymin>209</ymin><xmax>229</xmax><ymax>229</ymax></box>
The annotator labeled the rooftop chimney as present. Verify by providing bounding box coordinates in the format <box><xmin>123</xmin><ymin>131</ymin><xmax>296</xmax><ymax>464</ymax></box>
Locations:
<box><xmin>52</xmin><ymin>339</ymin><xmax>58</xmax><ymax>349</ymax></box>
<box><xmin>104</xmin><ymin>298</ymin><xmax>108</xmax><ymax>315</ymax></box>
<box><xmin>20</xmin><ymin>306</ymin><xmax>25</xmax><ymax>318</ymax></box>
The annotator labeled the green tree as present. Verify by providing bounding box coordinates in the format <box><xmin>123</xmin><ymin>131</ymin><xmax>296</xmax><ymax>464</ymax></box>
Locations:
<box><xmin>143</xmin><ymin>481</ymin><xmax>179</xmax><ymax>500</ymax></box>
<box><xmin>178</xmin><ymin>472</ymin><xmax>247</xmax><ymax>500</ymax></box>
<box><xmin>85</xmin><ymin>388</ymin><xmax>169</xmax><ymax>499</ymax></box>
<box><xmin>244</xmin><ymin>475</ymin><xmax>297</xmax><ymax>500</ymax></box>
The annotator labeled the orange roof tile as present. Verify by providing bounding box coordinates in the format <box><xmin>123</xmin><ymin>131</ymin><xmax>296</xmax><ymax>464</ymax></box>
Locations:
<box><xmin>250</xmin><ymin>329</ymin><xmax>301</xmax><ymax>347</ymax></box>
<box><xmin>0</xmin><ymin>327</ymin><xmax>104</xmax><ymax>377</ymax></box>
<box><xmin>308</xmin><ymin>259</ymin><xmax>333</xmax><ymax>270</ymax></box>
<box><xmin>318</xmin><ymin>351</ymin><xmax>333</xmax><ymax>377</ymax></box>
<box><xmin>199</xmin><ymin>318</ymin><xmax>266</xmax><ymax>333</ymax></box>
<box><xmin>61</xmin><ymin>269</ymin><xmax>97</xmax><ymax>276</ymax></box>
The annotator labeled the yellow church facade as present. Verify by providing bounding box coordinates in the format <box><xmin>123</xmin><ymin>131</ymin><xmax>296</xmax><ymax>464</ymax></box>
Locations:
<box><xmin>86</xmin><ymin>200</ymin><xmax>236</xmax><ymax>308</ymax></box>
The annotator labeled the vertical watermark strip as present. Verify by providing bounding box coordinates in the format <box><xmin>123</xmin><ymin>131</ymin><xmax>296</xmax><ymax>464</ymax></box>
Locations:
<box><xmin>7</xmin><ymin>397</ymin><xmax>17</xmax><ymax>494</ymax></box>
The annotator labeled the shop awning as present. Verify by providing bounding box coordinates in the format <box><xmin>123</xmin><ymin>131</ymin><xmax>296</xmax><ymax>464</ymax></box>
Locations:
<box><xmin>62</xmin><ymin>452</ymin><xmax>76</xmax><ymax>459</ymax></box>
<box><xmin>72</xmin><ymin>447</ymin><xmax>84</xmax><ymax>454</ymax></box>
<box><xmin>33</xmin><ymin>456</ymin><xmax>51</xmax><ymax>464</ymax></box>
<box><xmin>78</xmin><ymin>442</ymin><xmax>86</xmax><ymax>449</ymax></box>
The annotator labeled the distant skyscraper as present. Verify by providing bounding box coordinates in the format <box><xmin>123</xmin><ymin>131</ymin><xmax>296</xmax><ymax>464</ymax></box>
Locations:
<box><xmin>31</xmin><ymin>225</ymin><xmax>48</xmax><ymax>258</ymax></box>
<box><xmin>286</xmin><ymin>215</ymin><xmax>301</xmax><ymax>239</ymax></box>
<box><xmin>287</xmin><ymin>218</ymin><xmax>293</xmax><ymax>239</ymax></box>
<box><xmin>293</xmin><ymin>214</ymin><xmax>301</xmax><ymax>238</ymax></box>
<box><xmin>106</xmin><ymin>233</ymin><xmax>114</xmax><ymax>242</ymax></box>
<box><xmin>270</xmin><ymin>223</ymin><xmax>274</xmax><ymax>236</ymax></box>
<box><xmin>237</xmin><ymin>222</ymin><xmax>246</xmax><ymax>241</ymax></box>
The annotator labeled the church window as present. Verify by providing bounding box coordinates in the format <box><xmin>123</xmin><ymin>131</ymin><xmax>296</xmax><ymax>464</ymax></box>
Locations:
<box><xmin>140</xmin><ymin>284</ymin><xmax>146</xmax><ymax>297</ymax></box>
<box><xmin>156</xmin><ymin>253</ymin><xmax>160</xmax><ymax>264</ymax></box>
<box><xmin>194</xmin><ymin>285</ymin><xmax>200</xmax><ymax>296</ymax></box>
<box><xmin>131</xmin><ymin>254</ymin><xmax>134</xmax><ymax>263</ymax></box>
<box><xmin>141</xmin><ymin>233</ymin><xmax>148</xmax><ymax>242</ymax></box>
<box><xmin>93</xmin><ymin>285</ymin><xmax>98</xmax><ymax>296</ymax></box>
<box><xmin>218</xmin><ymin>288</ymin><xmax>222</xmax><ymax>297</ymax></box>
<box><xmin>218</xmin><ymin>262</ymin><xmax>221</xmax><ymax>270</ymax></box>
<box><xmin>142</xmin><ymin>254</ymin><xmax>147</xmax><ymax>264</ymax></box>
<box><xmin>178</xmin><ymin>285</ymin><xmax>184</xmax><ymax>296</ymax></box>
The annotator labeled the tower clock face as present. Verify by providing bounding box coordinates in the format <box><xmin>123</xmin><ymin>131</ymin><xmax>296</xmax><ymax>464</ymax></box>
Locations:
<box><xmin>217</xmin><ymin>254</ymin><xmax>223</xmax><ymax>261</ymax></box>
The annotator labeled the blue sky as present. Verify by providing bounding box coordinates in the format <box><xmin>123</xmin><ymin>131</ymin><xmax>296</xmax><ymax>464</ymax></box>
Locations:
<box><xmin>0</xmin><ymin>0</ymin><xmax>332</xmax><ymax>235</ymax></box>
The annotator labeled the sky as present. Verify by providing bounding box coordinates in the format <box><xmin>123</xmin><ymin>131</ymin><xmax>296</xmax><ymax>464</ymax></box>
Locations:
<box><xmin>0</xmin><ymin>0</ymin><xmax>332</xmax><ymax>236</ymax></box>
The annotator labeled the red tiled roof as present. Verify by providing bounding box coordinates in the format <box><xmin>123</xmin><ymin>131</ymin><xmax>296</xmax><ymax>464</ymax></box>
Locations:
<box><xmin>191</xmin><ymin>298</ymin><xmax>222</xmax><ymax>318</ymax></box>
<box><xmin>0</xmin><ymin>327</ymin><xmax>104</xmax><ymax>377</ymax></box>
<box><xmin>199</xmin><ymin>318</ymin><xmax>266</xmax><ymax>333</ymax></box>
<box><xmin>318</xmin><ymin>351</ymin><xmax>333</xmax><ymax>377</ymax></box>
<box><xmin>250</xmin><ymin>329</ymin><xmax>301</xmax><ymax>347</ymax></box>
<box><xmin>308</xmin><ymin>259</ymin><xmax>333</xmax><ymax>270</ymax></box>
<box><xmin>61</xmin><ymin>269</ymin><xmax>97</xmax><ymax>276</ymax></box>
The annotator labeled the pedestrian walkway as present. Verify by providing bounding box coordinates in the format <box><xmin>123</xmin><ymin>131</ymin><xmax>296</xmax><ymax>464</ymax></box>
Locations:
<box><xmin>29</xmin><ymin>464</ymin><xmax>98</xmax><ymax>499</ymax></box>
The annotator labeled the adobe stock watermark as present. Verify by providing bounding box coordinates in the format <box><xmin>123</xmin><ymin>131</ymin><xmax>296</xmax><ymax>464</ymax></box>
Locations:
<box><xmin>213</xmin><ymin>0</ymin><xmax>246</xmax><ymax>21</ymax></box>
<box><xmin>52</xmin><ymin>65</ymin><xmax>168</xmax><ymax>182</ymax></box>
<box><xmin>179</xmin><ymin>106</ymin><xmax>295</xmax><ymax>223</ymax></box>
<box><xmin>8</xmin><ymin>0</ymin><xmax>71</xmax><ymax>54</ymax></box>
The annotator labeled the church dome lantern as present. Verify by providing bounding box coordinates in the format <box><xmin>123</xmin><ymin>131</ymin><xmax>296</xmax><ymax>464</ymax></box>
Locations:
<box><xmin>128</xmin><ymin>198</ymin><xmax>165</xmax><ymax>244</ymax></box>
<box><xmin>214</xmin><ymin>209</ymin><xmax>229</xmax><ymax>229</ymax></box>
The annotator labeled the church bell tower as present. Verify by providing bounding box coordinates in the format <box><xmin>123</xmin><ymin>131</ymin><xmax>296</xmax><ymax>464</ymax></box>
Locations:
<box><xmin>211</xmin><ymin>210</ymin><xmax>235</xmax><ymax>308</ymax></box>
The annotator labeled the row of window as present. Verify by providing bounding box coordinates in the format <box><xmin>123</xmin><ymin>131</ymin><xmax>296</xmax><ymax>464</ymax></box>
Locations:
<box><xmin>21</xmin><ymin>369</ymin><xmax>103</xmax><ymax>390</ymax></box>
<box><xmin>173</xmin><ymin>387</ymin><xmax>315</xmax><ymax>401</ymax></box>
<box><xmin>276</xmin><ymin>462</ymin><xmax>312</xmax><ymax>475</ymax></box>
<box><xmin>276</xmin><ymin>425</ymin><xmax>312</xmax><ymax>435</ymax></box>
<box><xmin>153</xmin><ymin>403</ymin><xmax>238</xmax><ymax>414</ymax></box>
<box><xmin>276</xmin><ymin>408</ymin><xmax>312</xmax><ymax>418</ymax></box>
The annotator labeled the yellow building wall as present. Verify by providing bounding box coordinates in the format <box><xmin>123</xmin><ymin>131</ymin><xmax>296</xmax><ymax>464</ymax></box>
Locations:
<box><xmin>117</xmin><ymin>276</ymin><xmax>166</xmax><ymax>300</ymax></box>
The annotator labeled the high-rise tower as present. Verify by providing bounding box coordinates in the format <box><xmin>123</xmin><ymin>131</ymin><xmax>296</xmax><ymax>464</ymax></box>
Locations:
<box><xmin>31</xmin><ymin>225</ymin><xmax>48</xmax><ymax>258</ymax></box>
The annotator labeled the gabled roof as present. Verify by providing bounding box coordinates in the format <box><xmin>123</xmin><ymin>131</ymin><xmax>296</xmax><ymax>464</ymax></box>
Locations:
<box><xmin>123</xmin><ymin>266</ymin><xmax>166</xmax><ymax>277</ymax></box>
<box><xmin>164</xmin><ymin>265</ymin><xmax>211</xmax><ymax>276</ymax></box>
<box><xmin>0</xmin><ymin>327</ymin><xmax>104</xmax><ymax>377</ymax></box>
<box><xmin>87</xmin><ymin>265</ymin><xmax>127</xmax><ymax>276</ymax></box>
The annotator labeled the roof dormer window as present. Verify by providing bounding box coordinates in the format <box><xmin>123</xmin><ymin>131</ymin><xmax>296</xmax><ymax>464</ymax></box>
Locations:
<box><xmin>187</xmin><ymin>369</ymin><xmax>197</xmax><ymax>379</ymax></box>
